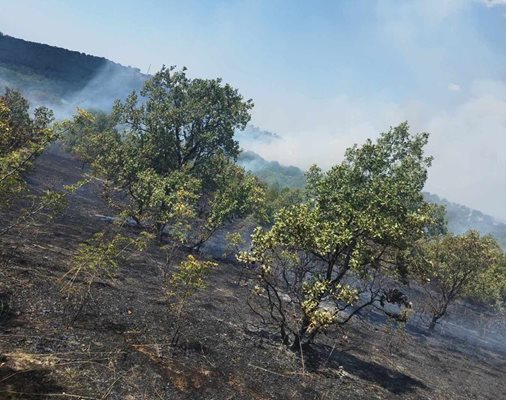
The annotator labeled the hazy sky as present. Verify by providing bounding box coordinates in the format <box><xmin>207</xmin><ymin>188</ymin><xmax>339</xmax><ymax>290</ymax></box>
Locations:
<box><xmin>2</xmin><ymin>0</ymin><xmax>506</xmax><ymax>218</ymax></box>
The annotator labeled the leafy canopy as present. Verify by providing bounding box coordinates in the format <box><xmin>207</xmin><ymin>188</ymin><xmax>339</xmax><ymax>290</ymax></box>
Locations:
<box><xmin>415</xmin><ymin>230</ymin><xmax>505</xmax><ymax>329</ymax></box>
<box><xmin>112</xmin><ymin>65</ymin><xmax>253</xmax><ymax>175</ymax></box>
<box><xmin>64</xmin><ymin>67</ymin><xmax>263</xmax><ymax>245</ymax></box>
<box><xmin>0</xmin><ymin>88</ymin><xmax>55</xmax><ymax>204</ymax></box>
<box><xmin>239</xmin><ymin>123</ymin><xmax>438</xmax><ymax>348</ymax></box>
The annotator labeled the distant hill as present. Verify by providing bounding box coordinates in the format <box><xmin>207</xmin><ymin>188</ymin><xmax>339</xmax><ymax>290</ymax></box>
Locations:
<box><xmin>235</xmin><ymin>126</ymin><xmax>306</xmax><ymax>188</ymax></box>
<box><xmin>0</xmin><ymin>33</ymin><xmax>146</xmax><ymax>114</ymax></box>
<box><xmin>238</xmin><ymin>150</ymin><xmax>305</xmax><ymax>189</ymax></box>
<box><xmin>424</xmin><ymin>193</ymin><xmax>506</xmax><ymax>248</ymax></box>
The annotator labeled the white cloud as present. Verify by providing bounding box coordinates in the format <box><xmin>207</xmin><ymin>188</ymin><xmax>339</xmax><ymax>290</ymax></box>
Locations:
<box><xmin>482</xmin><ymin>0</ymin><xmax>506</xmax><ymax>7</ymax></box>
<box><xmin>448</xmin><ymin>83</ymin><xmax>461</xmax><ymax>91</ymax></box>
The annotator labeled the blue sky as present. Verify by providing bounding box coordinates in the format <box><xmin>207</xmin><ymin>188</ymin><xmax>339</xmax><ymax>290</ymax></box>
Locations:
<box><xmin>2</xmin><ymin>0</ymin><xmax>506</xmax><ymax>218</ymax></box>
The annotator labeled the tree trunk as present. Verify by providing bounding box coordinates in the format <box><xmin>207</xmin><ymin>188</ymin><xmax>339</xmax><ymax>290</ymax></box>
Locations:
<box><xmin>289</xmin><ymin>316</ymin><xmax>315</xmax><ymax>352</ymax></box>
<box><xmin>156</xmin><ymin>222</ymin><xmax>167</xmax><ymax>243</ymax></box>
<box><xmin>429</xmin><ymin>303</ymin><xmax>448</xmax><ymax>332</ymax></box>
<box><xmin>428</xmin><ymin>315</ymin><xmax>439</xmax><ymax>331</ymax></box>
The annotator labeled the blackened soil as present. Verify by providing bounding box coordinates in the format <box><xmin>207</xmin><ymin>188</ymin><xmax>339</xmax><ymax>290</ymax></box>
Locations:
<box><xmin>0</xmin><ymin>148</ymin><xmax>504</xmax><ymax>399</ymax></box>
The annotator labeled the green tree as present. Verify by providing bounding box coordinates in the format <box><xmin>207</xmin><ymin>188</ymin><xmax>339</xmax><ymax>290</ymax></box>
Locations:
<box><xmin>61</xmin><ymin>109</ymin><xmax>115</xmax><ymax>167</ymax></box>
<box><xmin>466</xmin><ymin>255</ymin><xmax>506</xmax><ymax>306</ymax></box>
<box><xmin>66</xmin><ymin>67</ymin><xmax>264</xmax><ymax>244</ymax></box>
<box><xmin>112</xmin><ymin>65</ymin><xmax>253</xmax><ymax>175</ymax></box>
<box><xmin>0</xmin><ymin>88</ymin><xmax>77</xmax><ymax>238</ymax></box>
<box><xmin>190</xmin><ymin>155</ymin><xmax>267</xmax><ymax>249</ymax></box>
<box><xmin>0</xmin><ymin>88</ymin><xmax>55</xmax><ymax>204</ymax></box>
<box><xmin>415</xmin><ymin>230</ymin><xmax>505</xmax><ymax>331</ymax></box>
<box><xmin>263</xmin><ymin>183</ymin><xmax>304</xmax><ymax>224</ymax></box>
<box><xmin>238</xmin><ymin>123</ymin><xmax>438</xmax><ymax>350</ymax></box>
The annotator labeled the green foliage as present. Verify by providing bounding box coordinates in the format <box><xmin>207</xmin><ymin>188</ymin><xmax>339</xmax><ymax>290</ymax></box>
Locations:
<box><xmin>224</xmin><ymin>229</ymin><xmax>252</xmax><ymax>258</ymax></box>
<box><xmin>130</xmin><ymin>168</ymin><xmax>200</xmax><ymax>240</ymax></box>
<box><xmin>166</xmin><ymin>254</ymin><xmax>218</xmax><ymax>344</ymax></box>
<box><xmin>0</xmin><ymin>88</ymin><xmax>55</xmax><ymax>204</ymax></box>
<box><xmin>238</xmin><ymin>123</ymin><xmax>437</xmax><ymax>349</ymax></box>
<box><xmin>424</xmin><ymin>203</ymin><xmax>448</xmax><ymax>237</ymax></box>
<box><xmin>193</xmin><ymin>157</ymin><xmax>267</xmax><ymax>247</ymax></box>
<box><xmin>169</xmin><ymin>254</ymin><xmax>218</xmax><ymax>296</ymax></box>
<box><xmin>60</xmin><ymin>109</ymin><xmax>115</xmax><ymax>163</ymax></box>
<box><xmin>304</xmin><ymin>122</ymin><xmax>434</xmax><ymax>249</ymax></box>
<box><xmin>236</xmin><ymin>150</ymin><xmax>305</xmax><ymax>222</ymax></box>
<box><xmin>466</xmin><ymin>255</ymin><xmax>506</xmax><ymax>306</ymax></box>
<box><xmin>112</xmin><ymin>65</ymin><xmax>253</xmax><ymax>175</ymax></box>
<box><xmin>415</xmin><ymin>230</ymin><xmax>505</xmax><ymax>329</ymax></box>
<box><xmin>263</xmin><ymin>184</ymin><xmax>304</xmax><ymax>224</ymax></box>
<box><xmin>0</xmin><ymin>88</ymin><xmax>79</xmax><ymax>237</ymax></box>
<box><xmin>64</xmin><ymin>67</ymin><xmax>264</xmax><ymax>246</ymax></box>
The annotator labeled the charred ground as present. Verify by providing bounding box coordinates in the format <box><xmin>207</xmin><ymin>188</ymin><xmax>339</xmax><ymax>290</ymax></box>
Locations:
<box><xmin>0</xmin><ymin>148</ymin><xmax>505</xmax><ymax>399</ymax></box>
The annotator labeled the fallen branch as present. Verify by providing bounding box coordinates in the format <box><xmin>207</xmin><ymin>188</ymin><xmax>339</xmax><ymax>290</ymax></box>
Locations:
<box><xmin>247</xmin><ymin>363</ymin><xmax>287</xmax><ymax>377</ymax></box>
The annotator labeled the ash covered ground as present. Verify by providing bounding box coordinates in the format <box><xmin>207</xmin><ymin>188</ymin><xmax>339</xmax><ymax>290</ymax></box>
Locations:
<box><xmin>0</xmin><ymin>148</ymin><xmax>505</xmax><ymax>399</ymax></box>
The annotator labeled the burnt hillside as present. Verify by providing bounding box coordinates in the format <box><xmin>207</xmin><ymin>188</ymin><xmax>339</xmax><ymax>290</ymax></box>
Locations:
<box><xmin>0</xmin><ymin>147</ymin><xmax>505</xmax><ymax>399</ymax></box>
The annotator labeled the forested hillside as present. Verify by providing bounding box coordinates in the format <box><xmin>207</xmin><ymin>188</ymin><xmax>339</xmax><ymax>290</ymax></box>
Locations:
<box><xmin>425</xmin><ymin>193</ymin><xmax>506</xmax><ymax>248</ymax></box>
<box><xmin>0</xmin><ymin>33</ymin><xmax>146</xmax><ymax>111</ymax></box>
<box><xmin>237</xmin><ymin>150</ymin><xmax>305</xmax><ymax>188</ymax></box>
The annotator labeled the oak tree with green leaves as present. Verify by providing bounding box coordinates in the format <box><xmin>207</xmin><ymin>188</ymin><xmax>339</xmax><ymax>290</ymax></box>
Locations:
<box><xmin>0</xmin><ymin>88</ymin><xmax>81</xmax><ymax>237</ymax></box>
<box><xmin>190</xmin><ymin>155</ymin><xmax>267</xmax><ymax>249</ymax></box>
<box><xmin>65</xmin><ymin>67</ymin><xmax>264</xmax><ymax>245</ymax></box>
<box><xmin>112</xmin><ymin>65</ymin><xmax>253</xmax><ymax>175</ymax></box>
<box><xmin>414</xmin><ymin>230</ymin><xmax>505</xmax><ymax>331</ymax></box>
<box><xmin>0</xmin><ymin>88</ymin><xmax>55</xmax><ymax>205</ymax></box>
<box><xmin>238</xmin><ymin>123</ymin><xmax>439</xmax><ymax>350</ymax></box>
<box><xmin>61</xmin><ymin>109</ymin><xmax>115</xmax><ymax>167</ymax></box>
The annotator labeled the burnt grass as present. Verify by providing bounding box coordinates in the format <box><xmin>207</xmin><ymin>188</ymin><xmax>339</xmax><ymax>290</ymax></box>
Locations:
<box><xmin>0</xmin><ymin>148</ymin><xmax>505</xmax><ymax>400</ymax></box>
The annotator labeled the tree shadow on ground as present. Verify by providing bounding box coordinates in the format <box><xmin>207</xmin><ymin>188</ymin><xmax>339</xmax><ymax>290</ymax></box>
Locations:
<box><xmin>306</xmin><ymin>343</ymin><xmax>428</xmax><ymax>395</ymax></box>
<box><xmin>0</xmin><ymin>361</ymin><xmax>64</xmax><ymax>399</ymax></box>
<box><xmin>0</xmin><ymin>292</ymin><xmax>22</xmax><ymax>330</ymax></box>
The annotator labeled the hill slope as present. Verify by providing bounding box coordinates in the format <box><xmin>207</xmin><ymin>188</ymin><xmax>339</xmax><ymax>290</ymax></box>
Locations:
<box><xmin>0</xmin><ymin>147</ymin><xmax>504</xmax><ymax>399</ymax></box>
<box><xmin>424</xmin><ymin>193</ymin><xmax>506</xmax><ymax>248</ymax></box>
<box><xmin>0</xmin><ymin>33</ymin><xmax>146</xmax><ymax>113</ymax></box>
<box><xmin>237</xmin><ymin>150</ymin><xmax>305</xmax><ymax>189</ymax></box>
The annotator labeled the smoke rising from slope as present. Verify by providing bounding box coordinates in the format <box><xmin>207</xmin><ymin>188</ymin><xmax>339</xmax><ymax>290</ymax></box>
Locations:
<box><xmin>58</xmin><ymin>63</ymin><xmax>145</xmax><ymax>117</ymax></box>
<box><xmin>5</xmin><ymin>60</ymin><xmax>506</xmax><ymax>221</ymax></box>
<box><xmin>243</xmin><ymin>80</ymin><xmax>506</xmax><ymax>220</ymax></box>
<box><xmin>0</xmin><ymin>61</ymin><xmax>146</xmax><ymax>119</ymax></box>
<box><xmin>50</xmin><ymin>63</ymin><xmax>145</xmax><ymax>118</ymax></box>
